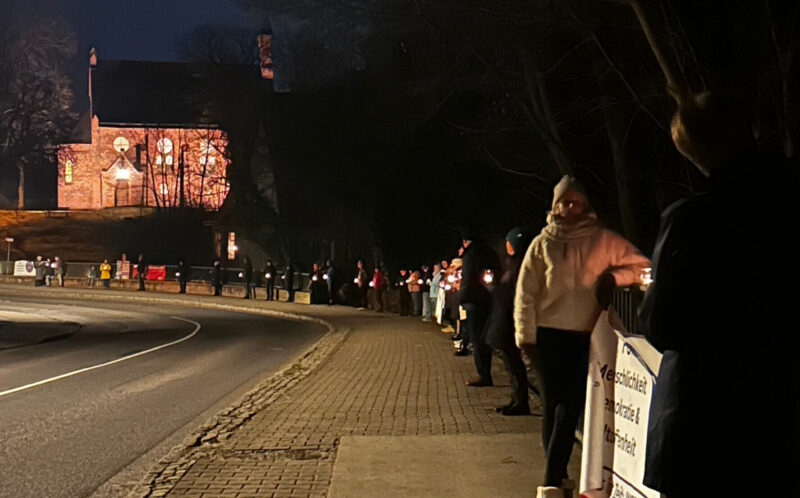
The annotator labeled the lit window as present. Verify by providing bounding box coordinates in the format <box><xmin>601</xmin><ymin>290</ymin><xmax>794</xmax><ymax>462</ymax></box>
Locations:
<box><xmin>208</xmin><ymin>156</ymin><xmax>216</xmax><ymax>165</ymax></box>
<box><xmin>159</xmin><ymin>183</ymin><xmax>169</xmax><ymax>195</ymax></box>
<box><xmin>199</xmin><ymin>156</ymin><xmax>206</xmax><ymax>165</ymax></box>
<box><xmin>200</xmin><ymin>139</ymin><xmax>214</xmax><ymax>155</ymax></box>
<box><xmin>64</xmin><ymin>160</ymin><xmax>73</xmax><ymax>184</ymax></box>
<box><xmin>155</xmin><ymin>155</ymin><xmax>163</xmax><ymax>165</ymax></box>
<box><xmin>165</xmin><ymin>155</ymin><xmax>173</xmax><ymax>166</ymax></box>
<box><xmin>156</xmin><ymin>138</ymin><xmax>173</xmax><ymax>154</ymax></box>
<box><xmin>227</xmin><ymin>232</ymin><xmax>237</xmax><ymax>260</ymax></box>
<box><xmin>113</xmin><ymin>136</ymin><xmax>130</xmax><ymax>153</ymax></box>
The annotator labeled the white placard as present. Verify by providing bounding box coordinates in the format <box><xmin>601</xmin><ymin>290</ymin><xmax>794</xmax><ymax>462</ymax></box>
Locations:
<box><xmin>580</xmin><ymin>311</ymin><xmax>663</xmax><ymax>498</ymax></box>
<box><xmin>13</xmin><ymin>260</ymin><xmax>35</xmax><ymax>277</ymax></box>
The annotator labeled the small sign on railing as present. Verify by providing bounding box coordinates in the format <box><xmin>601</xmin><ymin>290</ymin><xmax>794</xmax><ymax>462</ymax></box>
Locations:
<box><xmin>13</xmin><ymin>260</ymin><xmax>35</xmax><ymax>277</ymax></box>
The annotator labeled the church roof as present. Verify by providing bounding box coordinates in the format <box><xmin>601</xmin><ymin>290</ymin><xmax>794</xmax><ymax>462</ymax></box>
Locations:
<box><xmin>91</xmin><ymin>60</ymin><xmax>259</xmax><ymax>128</ymax></box>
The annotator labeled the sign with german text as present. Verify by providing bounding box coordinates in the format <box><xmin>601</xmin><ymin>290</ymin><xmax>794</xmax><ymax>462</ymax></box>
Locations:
<box><xmin>13</xmin><ymin>260</ymin><xmax>35</xmax><ymax>277</ymax></box>
<box><xmin>580</xmin><ymin>312</ymin><xmax>663</xmax><ymax>498</ymax></box>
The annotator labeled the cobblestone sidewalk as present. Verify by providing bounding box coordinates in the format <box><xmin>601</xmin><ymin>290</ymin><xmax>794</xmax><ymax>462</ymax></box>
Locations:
<box><xmin>138</xmin><ymin>303</ymin><xmax>549</xmax><ymax>498</ymax></box>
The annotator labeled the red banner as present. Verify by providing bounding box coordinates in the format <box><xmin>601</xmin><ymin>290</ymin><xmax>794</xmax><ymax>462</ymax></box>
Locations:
<box><xmin>131</xmin><ymin>265</ymin><xmax>166</xmax><ymax>281</ymax></box>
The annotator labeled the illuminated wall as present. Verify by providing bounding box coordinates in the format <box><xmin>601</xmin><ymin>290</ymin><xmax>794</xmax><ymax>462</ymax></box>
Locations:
<box><xmin>58</xmin><ymin>117</ymin><xmax>229</xmax><ymax>210</ymax></box>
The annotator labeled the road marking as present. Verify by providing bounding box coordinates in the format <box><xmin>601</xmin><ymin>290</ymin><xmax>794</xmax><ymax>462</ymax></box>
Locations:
<box><xmin>0</xmin><ymin>316</ymin><xmax>201</xmax><ymax>398</ymax></box>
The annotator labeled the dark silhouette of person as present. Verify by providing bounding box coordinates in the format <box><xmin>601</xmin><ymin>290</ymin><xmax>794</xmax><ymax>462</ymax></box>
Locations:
<box><xmin>459</xmin><ymin>232</ymin><xmax>500</xmax><ymax>387</ymax></box>
<box><xmin>283</xmin><ymin>259</ymin><xmax>294</xmax><ymax>302</ymax></box>
<box><xmin>136</xmin><ymin>253</ymin><xmax>147</xmax><ymax>291</ymax></box>
<box><xmin>177</xmin><ymin>259</ymin><xmax>189</xmax><ymax>294</ymax></box>
<box><xmin>243</xmin><ymin>256</ymin><xmax>254</xmax><ymax>299</ymax></box>
<box><xmin>211</xmin><ymin>259</ymin><xmax>222</xmax><ymax>296</ymax></box>
<box><xmin>486</xmin><ymin>226</ymin><xmax>537</xmax><ymax>416</ymax></box>
<box><xmin>263</xmin><ymin>259</ymin><xmax>276</xmax><ymax>301</ymax></box>
<box><xmin>639</xmin><ymin>91</ymin><xmax>797</xmax><ymax>497</ymax></box>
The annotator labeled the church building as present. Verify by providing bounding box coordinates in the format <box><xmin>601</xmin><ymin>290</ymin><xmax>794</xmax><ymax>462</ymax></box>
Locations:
<box><xmin>57</xmin><ymin>38</ymin><xmax>273</xmax><ymax>211</ymax></box>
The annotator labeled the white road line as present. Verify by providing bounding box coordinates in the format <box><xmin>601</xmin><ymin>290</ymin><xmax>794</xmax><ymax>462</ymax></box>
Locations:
<box><xmin>0</xmin><ymin>316</ymin><xmax>201</xmax><ymax>398</ymax></box>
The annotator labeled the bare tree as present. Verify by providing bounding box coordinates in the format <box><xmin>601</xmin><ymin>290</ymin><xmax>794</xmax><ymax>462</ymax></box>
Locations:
<box><xmin>0</xmin><ymin>10</ymin><xmax>77</xmax><ymax>208</ymax></box>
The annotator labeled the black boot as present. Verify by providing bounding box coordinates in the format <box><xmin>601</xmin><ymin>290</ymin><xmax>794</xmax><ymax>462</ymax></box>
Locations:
<box><xmin>500</xmin><ymin>403</ymin><xmax>531</xmax><ymax>416</ymax></box>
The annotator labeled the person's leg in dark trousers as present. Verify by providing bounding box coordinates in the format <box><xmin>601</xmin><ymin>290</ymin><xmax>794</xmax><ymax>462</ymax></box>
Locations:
<box><xmin>533</xmin><ymin>327</ymin><xmax>589</xmax><ymax>487</ymax></box>
<box><xmin>399</xmin><ymin>293</ymin><xmax>409</xmax><ymax>316</ymax></box>
<box><xmin>498</xmin><ymin>346</ymin><xmax>530</xmax><ymax>414</ymax></box>
<box><xmin>265</xmin><ymin>280</ymin><xmax>274</xmax><ymax>300</ymax></box>
<box><xmin>138</xmin><ymin>275</ymin><xmax>145</xmax><ymax>291</ymax></box>
<box><xmin>375</xmin><ymin>289</ymin><xmax>384</xmax><ymax>312</ymax></box>
<box><xmin>179</xmin><ymin>280</ymin><xmax>186</xmax><ymax>294</ymax></box>
<box><xmin>462</xmin><ymin>302</ymin><xmax>492</xmax><ymax>384</ymax></box>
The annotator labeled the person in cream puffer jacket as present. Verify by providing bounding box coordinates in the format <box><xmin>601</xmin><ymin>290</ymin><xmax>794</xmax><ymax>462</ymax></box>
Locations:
<box><xmin>514</xmin><ymin>175</ymin><xmax>649</xmax><ymax>497</ymax></box>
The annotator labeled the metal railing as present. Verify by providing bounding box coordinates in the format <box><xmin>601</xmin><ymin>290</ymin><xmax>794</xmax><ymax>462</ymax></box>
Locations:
<box><xmin>0</xmin><ymin>259</ymin><xmax>310</xmax><ymax>290</ymax></box>
<box><xmin>612</xmin><ymin>286</ymin><xmax>646</xmax><ymax>335</ymax></box>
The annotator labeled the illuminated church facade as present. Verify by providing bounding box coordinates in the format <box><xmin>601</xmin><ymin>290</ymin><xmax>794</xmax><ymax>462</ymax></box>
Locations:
<box><xmin>57</xmin><ymin>37</ymin><xmax>273</xmax><ymax>211</ymax></box>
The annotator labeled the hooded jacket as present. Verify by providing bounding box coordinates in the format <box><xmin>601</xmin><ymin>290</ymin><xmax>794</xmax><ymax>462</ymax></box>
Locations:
<box><xmin>514</xmin><ymin>176</ymin><xmax>650</xmax><ymax>346</ymax></box>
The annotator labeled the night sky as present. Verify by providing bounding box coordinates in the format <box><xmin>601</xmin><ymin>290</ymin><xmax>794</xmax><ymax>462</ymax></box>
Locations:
<box><xmin>10</xmin><ymin>0</ymin><xmax>263</xmax><ymax>108</ymax></box>
<box><xmin>15</xmin><ymin>0</ymin><xmax>260</xmax><ymax>60</ymax></box>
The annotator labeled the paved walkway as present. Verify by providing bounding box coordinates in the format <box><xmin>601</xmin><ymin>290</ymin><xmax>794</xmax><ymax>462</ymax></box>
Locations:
<box><xmin>0</xmin><ymin>284</ymin><xmax>581</xmax><ymax>497</ymax></box>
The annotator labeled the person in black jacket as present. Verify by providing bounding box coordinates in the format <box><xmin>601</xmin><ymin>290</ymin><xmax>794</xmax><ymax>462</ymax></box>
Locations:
<box><xmin>136</xmin><ymin>253</ymin><xmax>147</xmax><ymax>291</ymax></box>
<box><xmin>395</xmin><ymin>269</ymin><xmax>410</xmax><ymax>316</ymax></box>
<box><xmin>263</xmin><ymin>259</ymin><xmax>276</xmax><ymax>301</ymax></box>
<box><xmin>243</xmin><ymin>256</ymin><xmax>254</xmax><ymax>299</ymax></box>
<box><xmin>211</xmin><ymin>259</ymin><xmax>222</xmax><ymax>296</ymax></box>
<box><xmin>309</xmin><ymin>262</ymin><xmax>324</xmax><ymax>304</ymax></box>
<box><xmin>459</xmin><ymin>233</ymin><xmax>500</xmax><ymax>387</ymax></box>
<box><xmin>486</xmin><ymin>227</ymin><xmax>537</xmax><ymax>415</ymax></box>
<box><xmin>639</xmin><ymin>92</ymin><xmax>797</xmax><ymax>497</ymax></box>
<box><xmin>177</xmin><ymin>259</ymin><xmax>190</xmax><ymax>294</ymax></box>
<box><xmin>283</xmin><ymin>259</ymin><xmax>295</xmax><ymax>302</ymax></box>
<box><xmin>324</xmin><ymin>260</ymin><xmax>339</xmax><ymax>305</ymax></box>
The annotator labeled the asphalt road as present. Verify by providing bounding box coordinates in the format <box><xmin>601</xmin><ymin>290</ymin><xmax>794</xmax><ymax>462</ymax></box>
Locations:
<box><xmin>0</xmin><ymin>292</ymin><xmax>325</xmax><ymax>498</ymax></box>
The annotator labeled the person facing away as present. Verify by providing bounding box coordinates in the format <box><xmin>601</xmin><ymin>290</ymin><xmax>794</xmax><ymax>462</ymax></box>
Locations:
<box><xmin>211</xmin><ymin>259</ymin><xmax>222</xmax><ymax>296</ymax></box>
<box><xmin>514</xmin><ymin>175</ymin><xmax>649</xmax><ymax>497</ymax></box>
<box><xmin>459</xmin><ymin>232</ymin><xmax>500</xmax><ymax>386</ymax></box>
<box><xmin>638</xmin><ymin>91</ymin><xmax>798</xmax><ymax>498</ymax></box>
<box><xmin>485</xmin><ymin>226</ymin><xmax>538</xmax><ymax>416</ymax></box>
<box><xmin>136</xmin><ymin>253</ymin><xmax>147</xmax><ymax>291</ymax></box>
<box><xmin>243</xmin><ymin>256</ymin><xmax>254</xmax><ymax>299</ymax></box>
<box><xmin>263</xmin><ymin>259</ymin><xmax>276</xmax><ymax>301</ymax></box>
<box><xmin>100</xmin><ymin>259</ymin><xmax>112</xmax><ymax>289</ymax></box>
<box><xmin>177</xmin><ymin>259</ymin><xmax>189</xmax><ymax>294</ymax></box>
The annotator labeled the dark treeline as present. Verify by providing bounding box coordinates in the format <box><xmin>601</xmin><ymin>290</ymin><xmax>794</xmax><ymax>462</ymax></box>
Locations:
<box><xmin>214</xmin><ymin>0</ymin><xmax>798</xmax><ymax>268</ymax></box>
